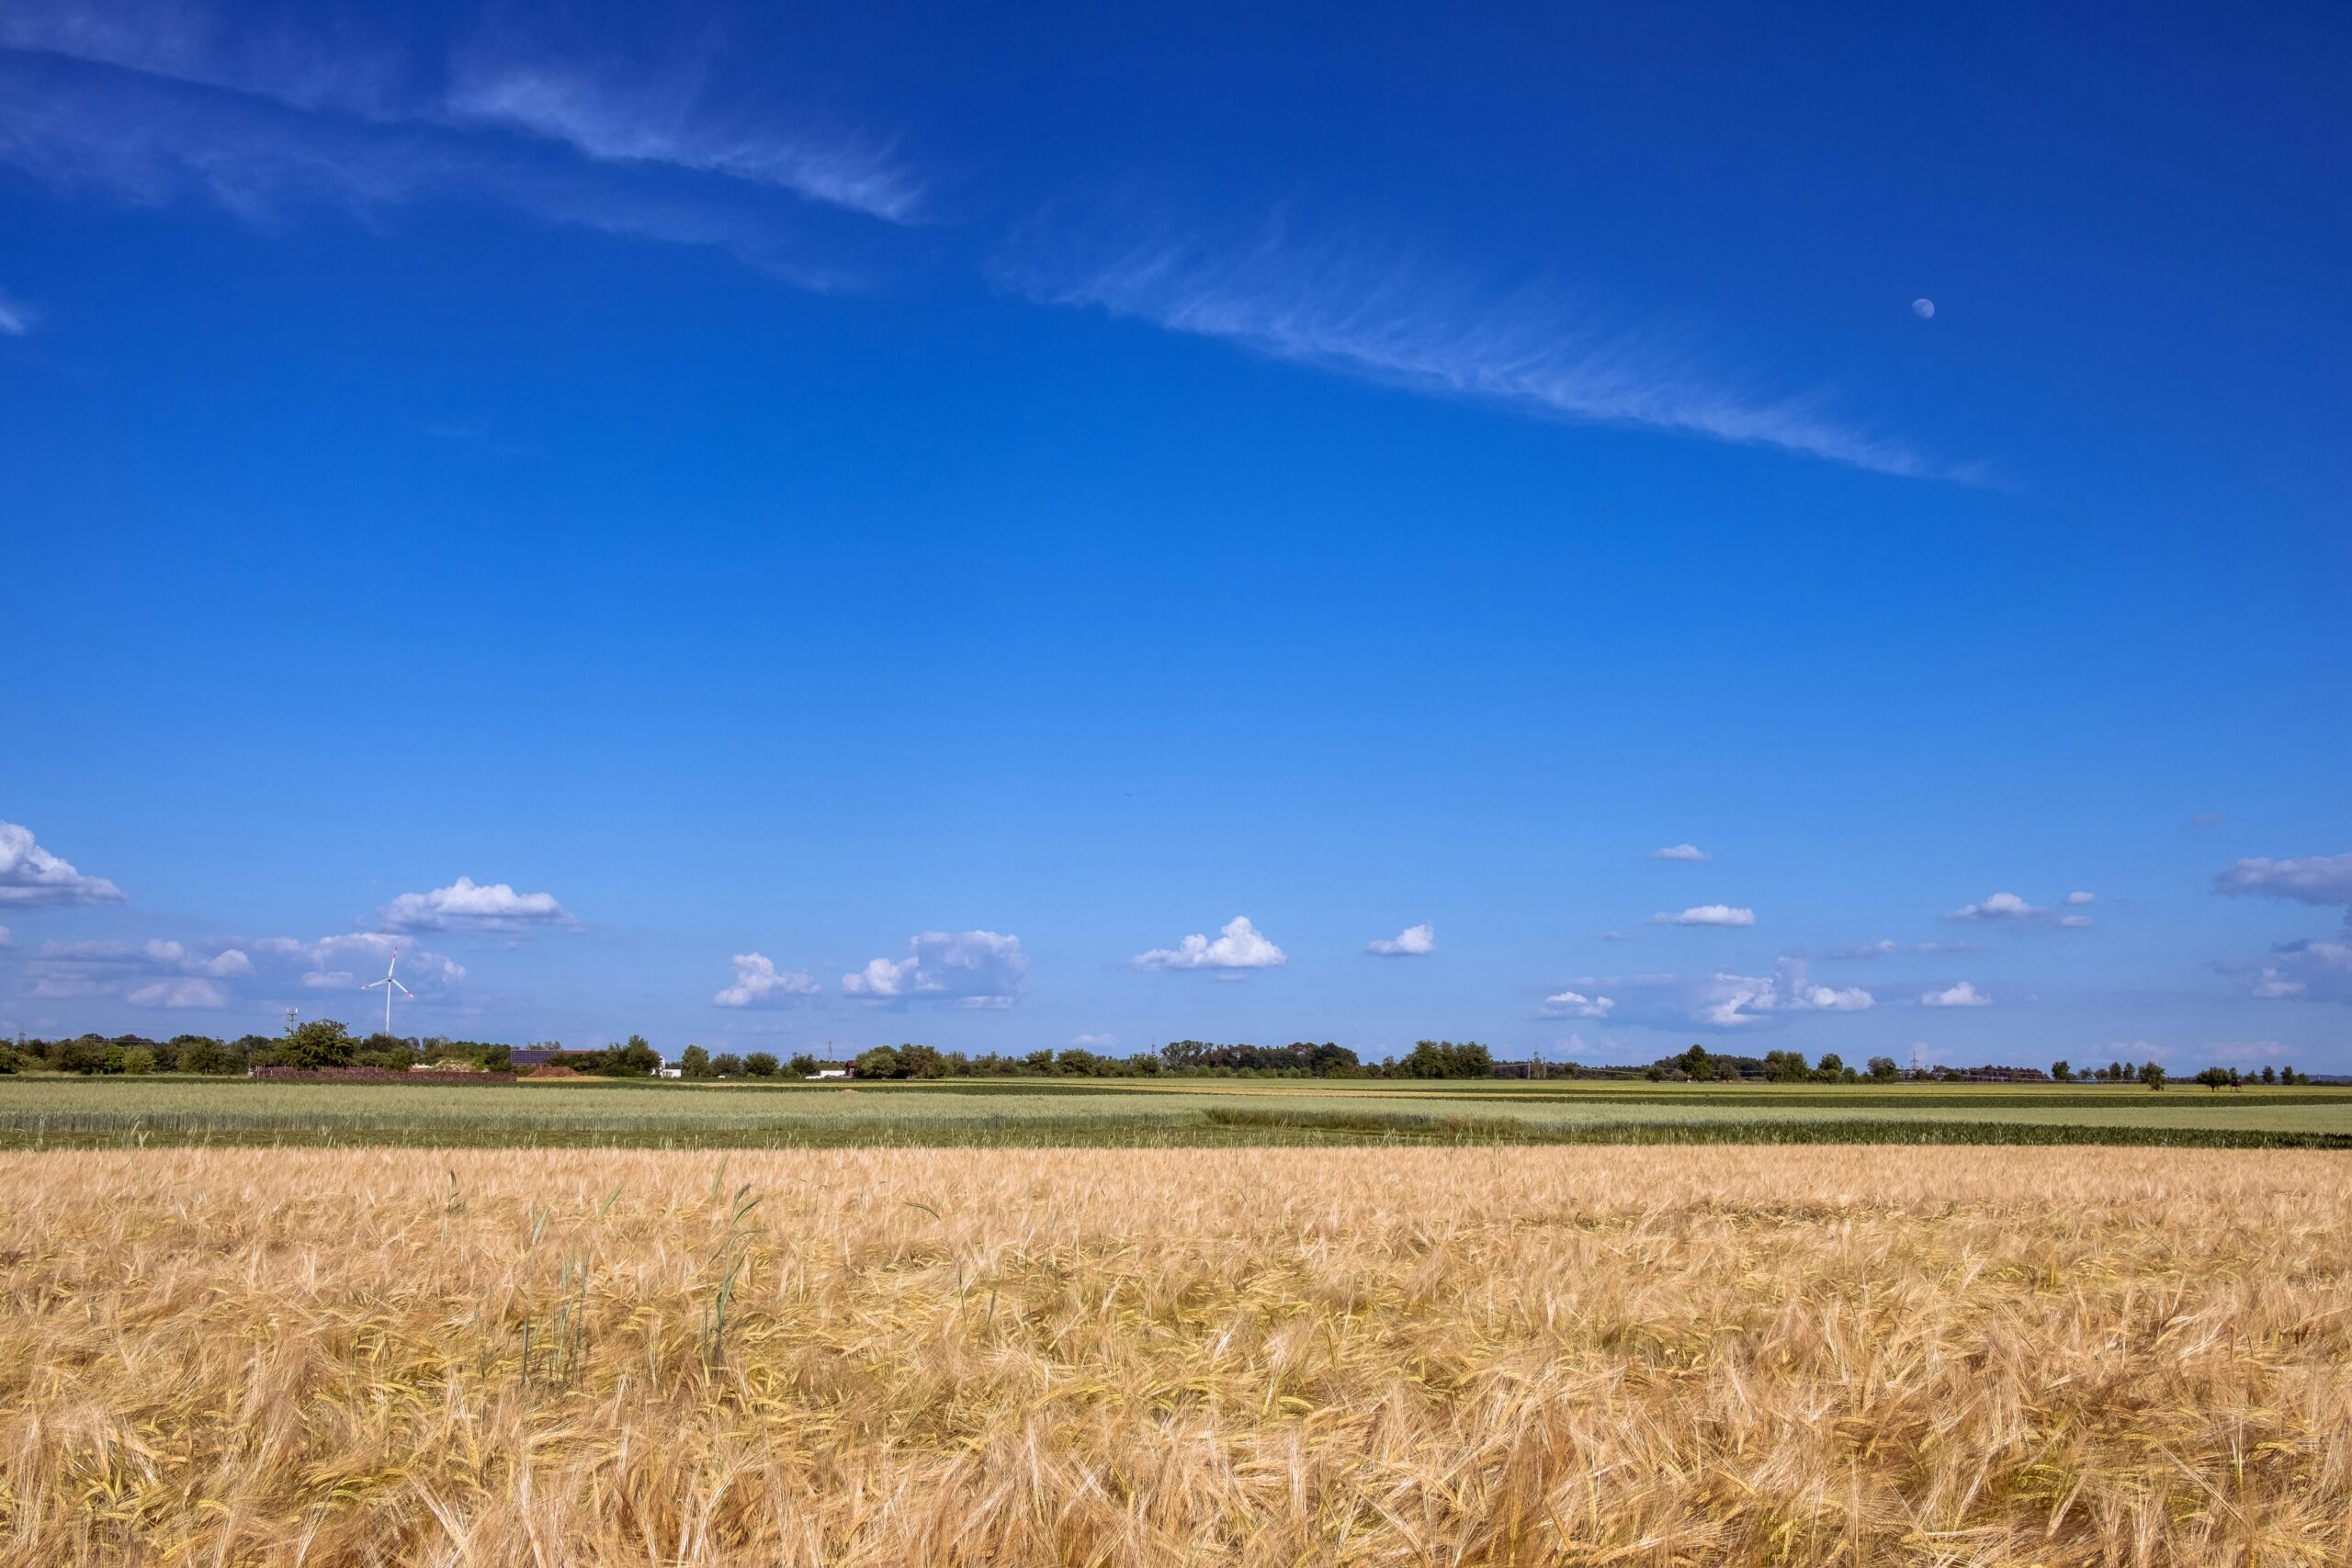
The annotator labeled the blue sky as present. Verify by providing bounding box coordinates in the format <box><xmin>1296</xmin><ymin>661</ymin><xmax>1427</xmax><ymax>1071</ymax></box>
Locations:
<box><xmin>4</xmin><ymin>0</ymin><xmax>2348</xmax><ymax>1067</ymax></box>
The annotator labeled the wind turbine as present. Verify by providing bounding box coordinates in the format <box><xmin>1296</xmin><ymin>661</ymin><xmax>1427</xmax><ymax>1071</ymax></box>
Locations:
<box><xmin>363</xmin><ymin>952</ymin><xmax>413</xmax><ymax>1035</ymax></box>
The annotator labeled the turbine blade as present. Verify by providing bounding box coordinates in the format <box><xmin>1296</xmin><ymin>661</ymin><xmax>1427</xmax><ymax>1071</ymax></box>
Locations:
<box><xmin>391</xmin><ymin>979</ymin><xmax>413</xmax><ymax>996</ymax></box>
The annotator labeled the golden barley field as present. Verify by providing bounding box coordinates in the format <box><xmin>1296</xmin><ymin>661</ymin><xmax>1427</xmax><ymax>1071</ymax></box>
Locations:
<box><xmin>4</xmin><ymin>1146</ymin><xmax>2348</xmax><ymax>1566</ymax></box>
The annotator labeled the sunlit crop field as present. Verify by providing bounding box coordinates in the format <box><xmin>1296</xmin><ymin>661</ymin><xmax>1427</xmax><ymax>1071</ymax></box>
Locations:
<box><xmin>5</xmin><ymin>1075</ymin><xmax>2351</xmax><ymax>1148</ymax></box>
<box><xmin>5</xmin><ymin>1145</ymin><xmax>2349</xmax><ymax>1565</ymax></box>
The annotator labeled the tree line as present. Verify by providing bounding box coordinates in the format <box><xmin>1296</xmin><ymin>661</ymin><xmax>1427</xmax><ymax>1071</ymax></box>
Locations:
<box><xmin>2</xmin><ymin>1023</ymin><xmax>2317</xmax><ymax>1088</ymax></box>
<box><xmin>0</xmin><ymin>1022</ymin><xmax>515</xmax><ymax>1077</ymax></box>
<box><xmin>836</xmin><ymin>1039</ymin><xmax>1498</xmax><ymax>1080</ymax></box>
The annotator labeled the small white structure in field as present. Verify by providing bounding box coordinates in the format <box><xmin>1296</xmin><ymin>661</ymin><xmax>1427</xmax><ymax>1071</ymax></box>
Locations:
<box><xmin>808</xmin><ymin>1067</ymin><xmax>849</xmax><ymax>1079</ymax></box>
<box><xmin>657</xmin><ymin>1063</ymin><xmax>683</xmax><ymax>1079</ymax></box>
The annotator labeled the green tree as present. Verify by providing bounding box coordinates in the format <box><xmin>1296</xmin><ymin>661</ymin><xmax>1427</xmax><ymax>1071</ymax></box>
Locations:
<box><xmin>899</xmin><ymin>1043</ymin><xmax>948</xmax><ymax>1078</ymax></box>
<box><xmin>121</xmin><ymin>1045</ymin><xmax>156</xmax><ymax>1076</ymax></box>
<box><xmin>678</xmin><ymin>1044</ymin><xmax>713</xmax><ymax>1078</ymax></box>
<box><xmin>1866</xmin><ymin>1055</ymin><xmax>1899</xmax><ymax>1081</ymax></box>
<box><xmin>281</xmin><ymin>1019</ymin><xmax>356</xmax><ymax>1070</ymax></box>
<box><xmin>1398</xmin><ymin>1040</ymin><xmax>1494</xmax><ymax>1079</ymax></box>
<box><xmin>711</xmin><ymin>1052</ymin><xmax>744</xmax><ymax>1077</ymax></box>
<box><xmin>1815</xmin><ymin>1053</ymin><xmax>1846</xmax><ymax>1077</ymax></box>
<box><xmin>1762</xmin><ymin>1049</ymin><xmax>1810</xmax><ymax>1083</ymax></box>
<box><xmin>175</xmin><ymin>1037</ymin><xmax>240</xmax><ymax>1074</ymax></box>
<box><xmin>744</xmin><ymin>1052</ymin><xmax>780</xmax><ymax>1077</ymax></box>
<box><xmin>2260</xmin><ymin>1065</ymin><xmax>2277</xmax><ymax>1085</ymax></box>
<box><xmin>2051</xmin><ymin>1059</ymin><xmax>2072</xmax><ymax>1081</ymax></box>
<box><xmin>55</xmin><ymin>1035</ymin><xmax>111</xmax><ymax>1074</ymax></box>
<box><xmin>854</xmin><ymin>1044</ymin><xmax>905</xmax><ymax>1079</ymax></box>
<box><xmin>2193</xmin><ymin>1066</ymin><xmax>2231</xmax><ymax>1092</ymax></box>
<box><xmin>582</xmin><ymin>1036</ymin><xmax>662</xmax><ymax>1077</ymax></box>
<box><xmin>786</xmin><ymin>1053</ymin><xmax>817</xmax><ymax>1077</ymax></box>
<box><xmin>2139</xmin><ymin>1061</ymin><xmax>2167</xmax><ymax>1090</ymax></box>
<box><xmin>1715</xmin><ymin>1056</ymin><xmax>1744</xmax><ymax>1081</ymax></box>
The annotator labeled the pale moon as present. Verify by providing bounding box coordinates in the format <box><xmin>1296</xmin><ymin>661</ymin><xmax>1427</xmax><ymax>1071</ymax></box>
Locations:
<box><xmin>1912</xmin><ymin>298</ymin><xmax>1936</xmax><ymax>319</ymax></box>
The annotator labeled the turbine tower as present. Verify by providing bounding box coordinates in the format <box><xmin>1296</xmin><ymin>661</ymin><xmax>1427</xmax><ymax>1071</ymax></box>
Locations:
<box><xmin>362</xmin><ymin>952</ymin><xmax>413</xmax><ymax>1036</ymax></box>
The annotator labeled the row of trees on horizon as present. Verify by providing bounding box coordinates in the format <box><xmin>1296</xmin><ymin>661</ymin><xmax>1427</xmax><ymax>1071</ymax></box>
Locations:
<box><xmin>0</xmin><ymin>1022</ymin><xmax>2319</xmax><ymax>1087</ymax></box>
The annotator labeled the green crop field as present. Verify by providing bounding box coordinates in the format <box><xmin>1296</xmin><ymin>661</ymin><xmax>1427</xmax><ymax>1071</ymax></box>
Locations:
<box><xmin>3</xmin><ymin>1075</ymin><xmax>2348</xmax><ymax>1149</ymax></box>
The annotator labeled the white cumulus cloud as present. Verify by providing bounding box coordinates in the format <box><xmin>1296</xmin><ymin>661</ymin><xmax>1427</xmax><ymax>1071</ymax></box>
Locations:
<box><xmin>2213</xmin><ymin>852</ymin><xmax>2352</xmax><ymax>910</ymax></box>
<box><xmin>1651</xmin><ymin>905</ymin><xmax>1754</xmax><ymax>928</ymax></box>
<box><xmin>1649</xmin><ymin>843</ymin><xmax>1710</xmax><ymax>862</ymax></box>
<box><xmin>1945</xmin><ymin>891</ymin><xmax>2093</xmax><ymax>929</ymax></box>
<box><xmin>1947</xmin><ymin>892</ymin><xmax>2038</xmax><ymax>922</ymax></box>
<box><xmin>2224</xmin><ymin>940</ymin><xmax>2352</xmax><ymax>1005</ymax></box>
<box><xmin>1548</xmin><ymin>960</ymin><xmax>1870</xmax><ymax>1031</ymax></box>
<box><xmin>379</xmin><ymin>876</ymin><xmax>573</xmax><ymax>933</ymax></box>
<box><xmin>0</xmin><ymin>286</ymin><xmax>33</xmax><ymax>336</ymax></box>
<box><xmin>713</xmin><ymin>953</ymin><xmax>821</xmax><ymax>1009</ymax></box>
<box><xmin>23</xmin><ymin>935</ymin><xmax>266</xmax><ymax>1006</ymax></box>
<box><xmin>1365</xmin><ymin>921</ymin><xmax>1435</xmax><ymax>956</ymax></box>
<box><xmin>0</xmin><ymin>819</ymin><xmax>124</xmax><ymax>906</ymax></box>
<box><xmin>128</xmin><ymin>977</ymin><xmax>230</xmax><ymax>1010</ymax></box>
<box><xmin>1133</xmin><ymin>915</ymin><xmax>1286</xmax><ymax>971</ymax></box>
<box><xmin>2250</xmin><ymin>967</ymin><xmax>2306</xmax><ymax>999</ymax></box>
<box><xmin>249</xmin><ymin>932</ymin><xmax>464</xmax><ymax>997</ymax></box>
<box><xmin>1538</xmin><ymin>988</ymin><xmax>1614</xmax><ymax>1019</ymax></box>
<box><xmin>1920</xmin><ymin>980</ymin><xmax>1991</xmax><ymax>1008</ymax></box>
<box><xmin>844</xmin><ymin>930</ymin><xmax>1029</xmax><ymax>1009</ymax></box>
<box><xmin>1700</xmin><ymin>960</ymin><xmax>1873</xmax><ymax>1026</ymax></box>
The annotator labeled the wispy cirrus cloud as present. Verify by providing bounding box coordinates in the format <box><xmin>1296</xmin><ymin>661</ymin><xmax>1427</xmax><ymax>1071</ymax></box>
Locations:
<box><xmin>0</xmin><ymin>0</ymin><xmax>406</xmax><ymax>114</ymax></box>
<box><xmin>445</xmin><ymin>56</ymin><xmax>920</xmax><ymax>222</ymax></box>
<box><xmin>1006</xmin><ymin>225</ymin><xmax>1965</xmax><ymax>479</ymax></box>
<box><xmin>1823</xmin><ymin>938</ymin><xmax>1978</xmax><ymax>960</ymax></box>
<box><xmin>0</xmin><ymin>54</ymin><xmax>856</xmax><ymax>286</ymax></box>
<box><xmin>0</xmin><ymin>3</ymin><xmax>910</xmax><ymax>286</ymax></box>
<box><xmin>0</xmin><ymin>286</ymin><xmax>36</xmax><ymax>335</ymax></box>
